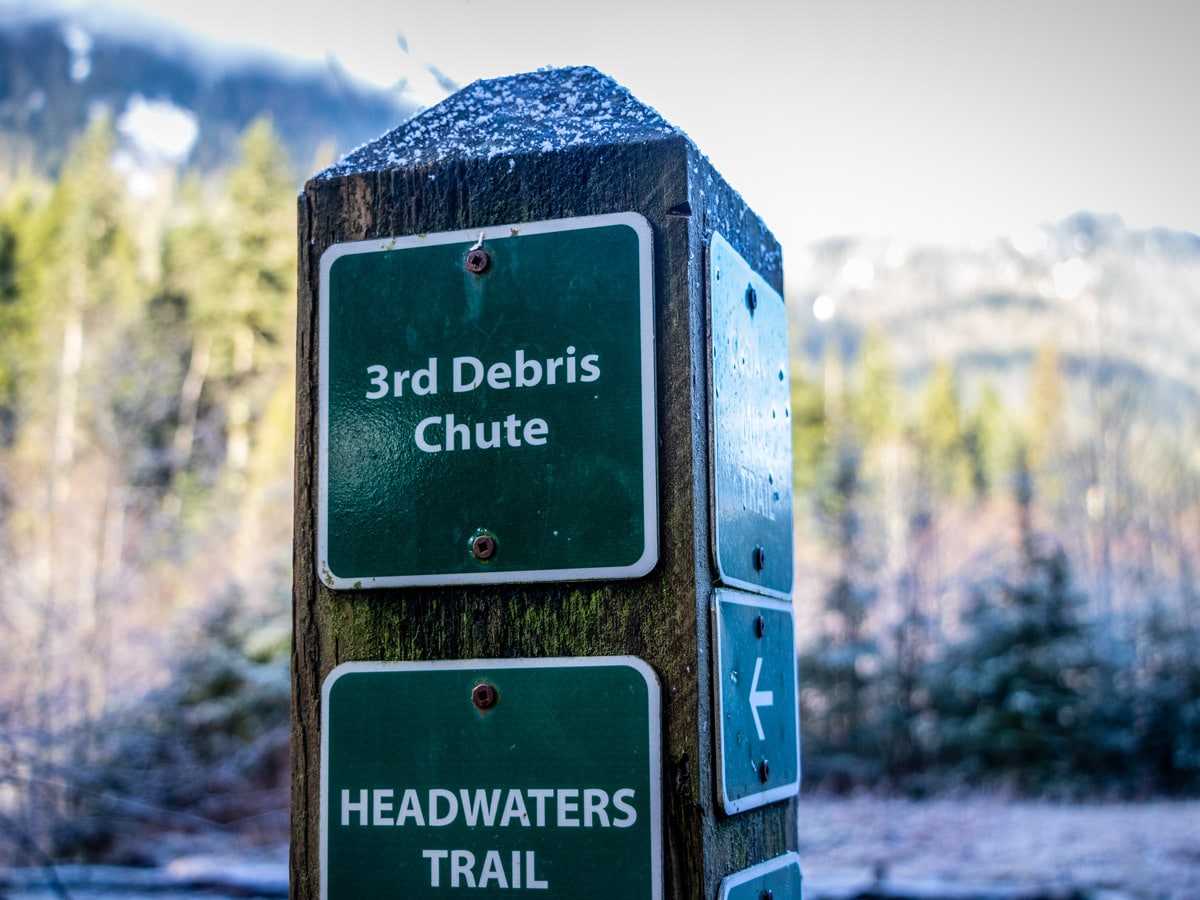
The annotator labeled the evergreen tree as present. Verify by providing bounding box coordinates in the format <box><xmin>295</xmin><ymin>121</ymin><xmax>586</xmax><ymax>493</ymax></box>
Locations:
<box><xmin>0</xmin><ymin>115</ymin><xmax>148</xmax><ymax>860</ymax></box>
<box><xmin>799</xmin><ymin>443</ymin><xmax>886</xmax><ymax>788</ymax></box>
<box><xmin>0</xmin><ymin>195</ymin><xmax>31</xmax><ymax>446</ymax></box>
<box><xmin>0</xmin><ymin>99</ymin><xmax>304</xmax><ymax>869</ymax></box>
<box><xmin>162</xmin><ymin>117</ymin><xmax>295</xmax><ymax>498</ymax></box>
<box><xmin>157</xmin><ymin>118</ymin><xmax>296</xmax><ymax>612</ymax></box>
<box><xmin>849</xmin><ymin>328</ymin><xmax>901</xmax><ymax>445</ymax></box>
<box><xmin>210</xmin><ymin>118</ymin><xmax>297</xmax><ymax>612</ymax></box>
<box><xmin>1025</xmin><ymin>342</ymin><xmax>1069</xmax><ymax>507</ymax></box>
<box><xmin>17</xmin><ymin>115</ymin><xmax>142</xmax><ymax>499</ymax></box>
<box><xmin>1129</xmin><ymin>604</ymin><xmax>1200</xmax><ymax>793</ymax></box>
<box><xmin>17</xmin><ymin>112</ymin><xmax>141</xmax><ymax>643</ymax></box>
<box><xmin>967</xmin><ymin>380</ymin><xmax>1013</xmax><ymax>498</ymax></box>
<box><xmin>917</xmin><ymin>360</ymin><xmax>971</xmax><ymax>496</ymax></box>
<box><xmin>790</xmin><ymin>367</ymin><xmax>827</xmax><ymax>494</ymax></box>
<box><xmin>926</xmin><ymin>465</ymin><xmax>1116</xmax><ymax>792</ymax></box>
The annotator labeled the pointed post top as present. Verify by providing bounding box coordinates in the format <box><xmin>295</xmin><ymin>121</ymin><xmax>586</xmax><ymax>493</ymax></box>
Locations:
<box><xmin>317</xmin><ymin>66</ymin><xmax>683</xmax><ymax>179</ymax></box>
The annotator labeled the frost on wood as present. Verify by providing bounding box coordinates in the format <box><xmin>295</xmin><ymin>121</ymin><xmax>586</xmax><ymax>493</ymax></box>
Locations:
<box><xmin>317</xmin><ymin>66</ymin><xmax>681</xmax><ymax>178</ymax></box>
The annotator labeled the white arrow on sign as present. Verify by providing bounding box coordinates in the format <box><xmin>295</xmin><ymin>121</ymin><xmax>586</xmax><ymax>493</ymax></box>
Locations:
<box><xmin>749</xmin><ymin>656</ymin><xmax>774</xmax><ymax>741</ymax></box>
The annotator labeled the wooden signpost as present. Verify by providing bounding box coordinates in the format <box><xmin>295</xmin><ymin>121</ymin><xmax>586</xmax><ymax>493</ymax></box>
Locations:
<box><xmin>293</xmin><ymin>66</ymin><xmax>800</xmax><ymax>899</ymax></box>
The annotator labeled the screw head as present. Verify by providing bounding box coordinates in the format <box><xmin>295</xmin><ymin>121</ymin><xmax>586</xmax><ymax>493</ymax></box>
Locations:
<box><xmin>465</xmin><ymin>247</ymin><xmax>490</xmax><ymax>273</ymax></box>
<box><xmin>759</xmin><ymin>758</ymin><xmax>770</xmax><ymax>783</ymax></box>
<box><xmin>472</xmin><ymin>682</ymin><xmax>498</xmax><ymax>711</ymax></box>
<box><xmin>471</xmin><ymin>533</ymin><xmax>496</xmax><ymax>561</ymax></box>
<box><xmin>755</xmin><ymin>614</ymin><xmax>766</xmax><ymax>639</ymax></box>
<box><xmin>753</xmin><ymin>545</ymin><xmax>767</xmax><ymax>572</ymax></box>
<box><xmin>745</xmin><ymin>284</ymin><xmax>758</xmax><ymax>314</ymax></box>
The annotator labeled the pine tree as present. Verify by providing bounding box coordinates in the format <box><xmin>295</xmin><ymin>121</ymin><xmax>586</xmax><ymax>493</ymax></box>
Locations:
<box><xmin>849</xmin><ymin>328</ymin><xmax>901</xmax><ymax>446</ymax></box>
<box><xmin>18</xmin><ymin>113</ymin><xmax>142</xmax><ymax>689</ymax></box>
<box><xmin>1026</xmin><ymin>342</ymin><xmax>1067</xmax><ymax>503</ymax></box>
<box><xmin>790</xmin><ymin>367</ymin><xmax>827</xmax><ymax>494</ymax></box>
<box><xmin>1130</xmin><ymin>603</ymin><xmax>1200</xmax><ymax>793</ymax></box>
<box><xmin>966</xmin><ymin>380</ymin><xmax>1014</xmax><ymax>498</ymax></box>
<box><xmin>917</xmin><ymin>360</ymin><xmax>971</xmax><ymax>496</ymax></box>
<box><xmin>162</xmin><ymin>119</ymin><xmax>294</xmax><ymax>485</ymax></box>
<box><xmin>1</xmin><ymin>115</ymin><xmax>147</xmax><ymax>859</ymax></box>
<box><xmin>799</xmin><ymin>443</ymin><xmax>886</xmax><ymax>788</ymax></box>
<box><xmin>155</xmin><ymin>118</ymin><xmax>297</xmax><ymax>620</ymax></box>
<box><xmin>926</xmin><ymin>461</ymin><xmax>1115</xmax><ymax>792</ymax></box>
<box><xmin>0</xmin><ymin>193</ymin><xmax>32</xmax><ymax>446</ymax></box>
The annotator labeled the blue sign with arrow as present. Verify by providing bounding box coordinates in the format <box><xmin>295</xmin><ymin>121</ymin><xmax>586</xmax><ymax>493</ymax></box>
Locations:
<box><xmin>712</xmin><ymin>590</ymin><xmax>801</xmax><ymax>814</ymax></box>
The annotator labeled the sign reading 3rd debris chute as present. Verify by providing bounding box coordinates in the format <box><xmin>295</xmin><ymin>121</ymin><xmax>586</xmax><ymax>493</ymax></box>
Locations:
<box><xmin>318</xmin><ymin>213</ymin><xmax>657</xmax><ymax>588</ymax></box>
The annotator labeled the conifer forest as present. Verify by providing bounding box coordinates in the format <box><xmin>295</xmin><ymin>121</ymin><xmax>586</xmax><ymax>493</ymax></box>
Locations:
<box><xmin>1</xmin><ymin>116</ymin><xmax>297</xmax><ymax>864</ymax></box>
<box><xmin>789</xmin><ymin>226</ymin><xmax>1200</xmax><ymax>799</ymax></box>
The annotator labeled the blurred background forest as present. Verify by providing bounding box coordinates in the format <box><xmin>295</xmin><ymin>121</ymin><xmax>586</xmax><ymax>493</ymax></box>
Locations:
<box><xmin>789</xmin><ymin>225</ymin><xmax>1200</xmax><ymax>797</ymax></box>
<box><xmin>0</xmin><ymin>113</ymin><xmax>300</xmax><ymax>867</ymax></box>
<box><xmin>0</xmin><ymin>12</ymin><xmax>412</xmax><ymax>866</ymax></box>
<box><xmin>1</xmin><ymin>6</ymin><xmax>1198</xmax><ymax>872</ymax></box>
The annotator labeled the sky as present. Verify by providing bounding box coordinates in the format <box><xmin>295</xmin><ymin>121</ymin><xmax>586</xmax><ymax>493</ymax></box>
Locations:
<box><xmin>9</xmin><ymin>0</ymin><xmax>1200</xmax><ymax>251</ymax></box>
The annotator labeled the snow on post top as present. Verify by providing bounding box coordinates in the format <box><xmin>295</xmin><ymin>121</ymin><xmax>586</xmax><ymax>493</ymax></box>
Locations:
<box><xmin>317</xmin><ymin>66</ymin><xmax>682</xmax><ymax>179</ymax></box>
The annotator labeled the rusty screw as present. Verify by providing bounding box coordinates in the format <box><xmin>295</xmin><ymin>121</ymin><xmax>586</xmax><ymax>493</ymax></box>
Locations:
<box><xmin>759</xmin><ymin>758</ymin><xmax>770</xmax><ymax>783</ymax></box>
<box><xmin>472</xmin><ymin>682</ymin><xmax>498</xmax><ymax>711</ymax></box>
<box><xmin>471</xmin><ymin>534</ymin><xmax>496</xmax><ymax>561</ymax></box>
<box><xmin>465</xmin><ymin>247</ymin><xmax>490</xmax><ymax>273</ymax></box>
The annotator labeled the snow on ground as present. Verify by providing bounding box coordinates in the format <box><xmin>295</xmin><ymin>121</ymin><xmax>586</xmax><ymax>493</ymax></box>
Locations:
<box><xmin>797</xmin><ymin>795</ymin><xmax>1200</xmax><ymax>899</ymax></box>
<box><xmin>3</xmin><ymin>798</ymin><xmax>1197</xmax><ymax>898</ymax></box>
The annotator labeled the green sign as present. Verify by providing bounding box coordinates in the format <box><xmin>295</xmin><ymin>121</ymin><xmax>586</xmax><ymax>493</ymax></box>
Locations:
<box><xmin>709</xmin><ymin>232</ymin><xmax>793</xmax><ymax>598</ymax></box>
<box><xmin>718</xmin><ymin>852</ymin><xmax>803</xmax><ymax>900</ymax></box>
<box><xmin>712</xmin><ymin>590</ymin><xmax>800</xmax><ymax>814</ymax></box>
<box><xmin>318</xmin><ymin>213</ymin><xmax>657</xmax><ymax>588</ymax></box>
<box><xmin>320</xmin><ymin>658</ymin><xmax>662</xmax><ymax>899</ymax></box>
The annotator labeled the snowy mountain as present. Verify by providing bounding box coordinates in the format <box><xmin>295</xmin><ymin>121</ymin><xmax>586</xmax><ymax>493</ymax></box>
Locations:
<box><xmin>789</xmin><ymin>212</ymin><xmax>1200</xmax><ymax>420</ymax></box>
<box><xmin>0</xmin><ymin>8</ymin><xmax>417</xmax><ymax>179</ymax></box>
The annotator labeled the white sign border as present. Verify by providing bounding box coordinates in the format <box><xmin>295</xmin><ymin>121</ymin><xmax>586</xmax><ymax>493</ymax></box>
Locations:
<box><xmin>717</xmin><ymin>851</ymin><xmax>803</xmax><ymax>899</ymax></box>
<box><xmin>318</xmin><ymin>656</ymin><xmax>663</xmax><ymax>900</ymax></box>
<box><xmin>317</xmin><ymin>211</ymin><xmax>658</xmax><ymax>589</ymax></box>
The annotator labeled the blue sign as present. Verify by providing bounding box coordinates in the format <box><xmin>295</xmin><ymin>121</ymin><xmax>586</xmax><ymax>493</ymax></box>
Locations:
<box><xmin>712</xmin><ymin>590</ymin><xmax>800</xmax><ymax>814</ymax></box>
<box><xmin>709</xmin><ymin>232</ymin><xmax>794</xmax><ymax>599</ymax></box>
<box><xmin>718</xmin><ymin>852</ymin><xmax>803</xmax><ymax>900</ymax></box>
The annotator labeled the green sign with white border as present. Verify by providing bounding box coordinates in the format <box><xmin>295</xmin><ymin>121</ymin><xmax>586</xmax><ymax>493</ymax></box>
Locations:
<box><xmin>318</xmin><ymin>213</ymin><xmax>657</xmax><ymax>589</ymax></box>
<box><xmin>320</xmin><ymin>658</ymin><xmax>662</xmax><ymax>899</ymax></box>
<box><xmin>712</xmin><ymin>589</ymin><xmax>801</xmax><ymax>814</ymax></box>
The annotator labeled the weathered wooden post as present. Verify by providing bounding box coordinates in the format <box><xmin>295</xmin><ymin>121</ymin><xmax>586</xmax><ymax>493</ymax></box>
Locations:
<box><xmin>293</xmin><ymin>67</ymin><xmax>800</xmax><ymax>899</ymax></box>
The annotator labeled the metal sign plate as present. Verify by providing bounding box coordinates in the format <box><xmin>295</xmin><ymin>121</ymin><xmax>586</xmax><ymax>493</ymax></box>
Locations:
<box><xmin>712</xmin><ymin>589</ymin><xmax>800</xmax><ymax>814</ymax></box>
<box><xmin>718</xmin><ymin>852</ymin><xmax>803</xmax><ymax>900</ymax></box>
<box><xmin>320</xmin><ymin>658</ymin><xmax>663</xmax><ymax>899</ymax></box>
<box><xmin>709</xmin><ymin>231</ymin><xmax>794</xmax><ymax>598</ymax></box>
<box><xmin>318</xmin><ymin>213</ymin><xmax>657</xmax><ymax>588</ymax></box>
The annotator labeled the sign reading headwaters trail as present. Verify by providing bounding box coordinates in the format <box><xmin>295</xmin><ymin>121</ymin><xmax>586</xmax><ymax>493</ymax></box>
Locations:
<box><xmin>320</xmin><ymin>659</ymin><xmax>663</xmax><ymax>899</ymax></box>
<box><xmin>318</xmin><ymin>213</ymin><xmax>657</xmax><ymax>588</ymax></box>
